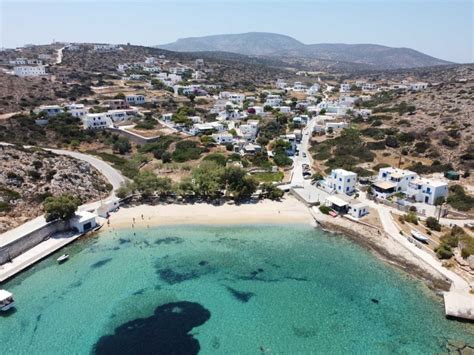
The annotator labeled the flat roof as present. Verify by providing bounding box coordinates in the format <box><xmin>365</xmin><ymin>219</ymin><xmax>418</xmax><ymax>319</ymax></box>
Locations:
<box><xmin>373</xmin><ymin>181</ymin><xmax>396</xmax><ymax>190</ymax></box>
<box><xmin>326</xmin><ymin>196</ymin><xmax>349</xmax><ymax>207</ymax></box>
<box><xmin>0</xmin><ymin>290</ymin><xmax>13</xmax><ymax>300</ymax></box>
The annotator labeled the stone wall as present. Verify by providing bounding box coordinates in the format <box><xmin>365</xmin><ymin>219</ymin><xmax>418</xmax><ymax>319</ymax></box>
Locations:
<box><xmin>107</xmin><ymin>128</ymin><xmax>160</xmax><ymax>145</ymax></box>
<box><xmin>0</xmin><ymin>220</ymin><xmax>68</xmax><ymax>264</ymax></box>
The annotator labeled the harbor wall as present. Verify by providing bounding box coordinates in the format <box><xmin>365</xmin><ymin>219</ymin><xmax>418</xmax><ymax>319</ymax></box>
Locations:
<box><xmin>0</xmin><ymin>220</ymin><xmax>68</xmax><ymax>264</ymax></box>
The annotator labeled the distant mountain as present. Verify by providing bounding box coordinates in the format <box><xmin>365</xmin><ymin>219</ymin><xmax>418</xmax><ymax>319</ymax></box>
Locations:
<box><xmin>158</xmin><ymin>32</ymin><xmax>452</xmax><ymax>70</ymax></box>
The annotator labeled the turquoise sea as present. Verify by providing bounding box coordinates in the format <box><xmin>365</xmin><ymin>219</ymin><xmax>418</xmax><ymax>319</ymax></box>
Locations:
<box><xmin>0</xmin><ymin>224</ymin><xmax>473</xmax><ymax>354</ymax></box>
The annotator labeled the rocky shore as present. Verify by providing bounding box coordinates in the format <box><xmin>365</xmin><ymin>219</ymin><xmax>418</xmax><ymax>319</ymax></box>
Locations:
<box><xmin>312</xmin><ymin>211</ymin><xmax>452</xmax><ymax>292</ymax></box>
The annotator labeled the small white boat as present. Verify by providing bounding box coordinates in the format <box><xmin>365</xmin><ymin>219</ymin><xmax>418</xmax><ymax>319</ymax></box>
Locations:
<box><xmin>57</xmin><ymin>254</ymin><xmax>69</xmax><ymax>263</ymax></box>
<box><xmin>0</xmin><ymin>290</ymin><xmax>15</xmax><ymax>312</ymax></box>
<box><xmin>411</xmin><ymin>230</ymin><xmax>428</xmax><ymax>243</ymax></box>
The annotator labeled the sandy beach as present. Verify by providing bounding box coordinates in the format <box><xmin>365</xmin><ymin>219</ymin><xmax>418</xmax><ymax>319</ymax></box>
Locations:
<box><xmin>107</xmin><ymin>196</ymin><xmax>315</xmax><ymax>229</ymax></box>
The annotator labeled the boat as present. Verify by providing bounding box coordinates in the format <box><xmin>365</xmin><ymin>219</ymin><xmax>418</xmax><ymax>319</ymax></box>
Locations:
<box><xmin>92</xmin><ymin>224</ymin><xmax>103</xmax><ymax>232</ymax></box>
<box><xmin>0</xmin><ymin>290</ymin><xmax>15</xmax><ymax>312</ymax></box>
<box><xmin>57</xmin><ymin>254</ymin><xmax>69</xmax><ymax>263</ymax></box>
<box><xmin>411</xmin><ymin>229</ymin><xmax>428</xmax><ymax>243</ymax></box>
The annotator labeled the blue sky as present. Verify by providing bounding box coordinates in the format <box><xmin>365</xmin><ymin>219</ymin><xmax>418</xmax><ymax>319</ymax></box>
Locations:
<box><xmin>1</xmin><ymin>0</ymin><xmax>473</xmax><ymax>63</ymax></box>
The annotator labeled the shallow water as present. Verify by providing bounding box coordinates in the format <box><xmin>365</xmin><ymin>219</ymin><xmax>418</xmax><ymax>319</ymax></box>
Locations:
<box><xmin>1</xmin><ymin>224</ymin><xmax>473</xmax><ymax>354</ymax></box>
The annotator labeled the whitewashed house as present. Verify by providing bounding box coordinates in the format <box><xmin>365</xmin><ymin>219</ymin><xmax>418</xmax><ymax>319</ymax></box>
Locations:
<box><xmin>293</xmin><ymin>82</ymin><xmax>307</xmax><ymax>92</ymax></box>
<box><xmin>82</xmin><ymin>113</ymin><xmax>113</xmax><ymax>130</ymax></box>
<box><xmin>212</xmin><ymin>133</ymin><xmax>234</xmax><ymax>145</ymax></box>
<box><xmin>35</xmin><ymin>105</ymin><xmax>63</xmax><ymax>117</ymax></box>
<box><xmin>145</xmin><ymin>57</ymin><xmax>157</xmax><ymax>65</ymax></box>
<box><xmin>9</xmin><ymin>57</ymin><xmax>27</xmax><ymax>65</ymax></box>
<box><xmin>279</xmin><ymin>106</ymin><xmax>291</xmax><ymax>114</ymax></box>
<box><xmin>372</xmin><ymin>167</ymin><xmax>418</xmax><ymax>198</ymax></box>
<box><xmin>125</xmin><ymin>94</ymin><xmax>146</xmax><ymax>105</ymax></box>
<box><xmin>66</xmin><ymin>103</ymin><xmax>89</xmax><ymax>118</ymax></box>
<box><xmin>324</xmin><ymin>169</ymin><xmax>357</xmax><ymax>195</ymax></box>
<box><xmin>265</xmin><ymin>94</ymin><xmax>282</xmax><ymax>107</ymax></box>
<box><xmin>308</xmin><ymin>84</ymin><xmax>320</xmax><ymax>94</ymax></box>
<box><xmin>409</xmin><ymin>82</ymin><xmax>428</xmax><ymax>91</ymax></box>
<box><xmin>349</xmin><ymin>202</ymin><xmax>369</xmax><ymax>218</ymax></box>
<box><xmin>276</xmin><ymin>79</ymin><xmax>287</xmax><ymax>89</ymax></box>
<box><xmin>406</xmin><ymin>178</ymin><xmax>448</xmax><ymax>205</ymax></box>
<box><xmin>14</xmin><ymin>65</ymin><xmax>46</xmax><ymax>77</ymax></box>
<box><xmin>339</xmin><ymin>83</ymin><xmax>351</xmax><ymax>93</ymax></box>
<box><xmin>239</xmin><ymin>120</ymin><xmax>259</xmax><ymax>141</ymax></box>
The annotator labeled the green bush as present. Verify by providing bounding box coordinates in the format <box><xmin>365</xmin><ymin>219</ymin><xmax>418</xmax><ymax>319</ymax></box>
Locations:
<box><xmin>172</xmin><ymin>140</ymin><xmax>203</xmax><ymax>162</ymax></box>
<box><xmin>203</xmin><ymin>153</ymin><xmax>227</xmax><ymax>166</ymax></box>
<box><xmin>425</xmin><ymin>217</ymin><xmax>441</xmax><ymax>231</ymax></box>
<box><xmin>435</xmin><ymin>245</ymin><xmax>453</xmax><ymax>259</ymax></box>
<box><xmin>447</xmin><ymin>185</ymin><xmax>474</xmax><ymax>211</ymax></box>
<box><xmin>319</xmin><ymin>206</ymin><xmax>331</xmax><ymax>214</ymax></box>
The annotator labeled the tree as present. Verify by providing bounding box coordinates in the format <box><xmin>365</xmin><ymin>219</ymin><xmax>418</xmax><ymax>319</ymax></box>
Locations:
<box><xmin>225</xmin><ymin>166</ymin><xmax>257</xmax><ymax>201</ymax></box>
<box><xmin>161</xmin><ymin>151</ymin><xmax>172</xmax><ymax>163</ymax></box>
<box><xmin>116</xmin><ymin>181</ymin><xmax>135</xmax><ymax>199</ymax></box>
<box><xmin>192</xmin><ymin>161</ymin><xmax>225</xmax><ymax>199</ymax></box>
<box><xmin>261</xmin><ymin>183</ymin><xmax>284</xmax><ymax>200</ymax></box>
<box><xmin>425</xmin><ymin>216</ymin><xmax>441</xmax><ymax>231</ymax></box>
<box><xmin>133</xmin><ymin>171</ymin><xmax>172</xmax><ymax>198</ymax></box>
<box><xmin>113</xmin><ymin>137</ymin><xmax>131</xmax><ymax>155</ymax></box>
<box><xmin>43</xmin><ymin>194</ymin><xmax>81</xmax><ymax>222</ymax></box>
<box><xmin>385</xmin><ymin>135</ymin><xmax>400</xmax><ymax>148</ymax></box>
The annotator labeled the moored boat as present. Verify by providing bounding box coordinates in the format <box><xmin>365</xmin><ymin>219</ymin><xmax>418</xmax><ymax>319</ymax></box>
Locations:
<box><xmin>411</xmin><ymin>229</ymin><xmax>428</xmax><ymax>243</ymax></box>
<box><xmin>0</xmin><ymin>290</ymin><xmax>15</xmax><ymax>311</ymax></box>
<box><xmin>57</xmin><ymin>254</ymin><xmax>69</xmax><ymax>263</ymax></box>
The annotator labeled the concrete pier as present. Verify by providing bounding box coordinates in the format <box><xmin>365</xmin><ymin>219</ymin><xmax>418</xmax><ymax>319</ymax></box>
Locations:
<box><xmin>444</xmin><ymin>291</ymin><xmax>474</xmax><ymax>321</ymax></box>
<box><xmin>0</xmin><ymin>231</ymin><xmax>83</xmax><ymax>283</ymax></box>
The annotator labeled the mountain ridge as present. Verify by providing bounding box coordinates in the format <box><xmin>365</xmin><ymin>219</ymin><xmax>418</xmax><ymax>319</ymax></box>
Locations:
<box><xmin>157</xmin><ymin>32</ymin><xmax>452</xmax><ymax>70</ymax></box>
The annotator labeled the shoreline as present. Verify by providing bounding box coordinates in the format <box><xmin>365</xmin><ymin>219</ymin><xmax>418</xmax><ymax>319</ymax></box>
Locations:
<box><xmin>106</xmin><ymin>196</ymin><xmax>452</xmax><ymax>292</ymax></box>
<box><xmin>312</xmin><ymin>215</ymin><xmax>452</xmax><ymax>292</ymax></box>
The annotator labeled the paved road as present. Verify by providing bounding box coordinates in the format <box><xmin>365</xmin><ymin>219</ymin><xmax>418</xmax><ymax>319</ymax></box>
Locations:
<box><xmin>290</xmin><ymin>117</ymin><xmax>316</xmax><ymax>187</ymax></box>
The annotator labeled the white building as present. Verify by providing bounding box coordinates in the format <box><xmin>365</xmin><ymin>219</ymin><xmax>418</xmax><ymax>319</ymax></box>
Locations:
<box><xmin>145</xmin><ymin>57</ymin><xmax>157</xmax><ymax>65</ymax></box>
<box><xmin>372</xmin><ymin>167</ymin><xmax>419</xmax><ymax>198</ymax></box>
<box><xmin>212</xmin><ymin>133</ymin><xmax>234</xmax><ymax>145</ymax></box>
<box><xmin>125</xmin><ymin>94</ymin><xmax>146</xmax><ymax>105</ymax></box>
<box><xmin>308</xmin><ymin>84</ymin><xmax>321</xmax><ymax>94</ymax></box>
<box><xmin>293</xmin><ymin>82</ymin><xmax>307</xmax><ymax>92</ymax></box>
<box><xmin>9</xmin><ymin>57</ymin><xmax>27</xmax><ymax>65</ymax></box>
<box><xmin>94</xmin><ymin>44</ymin><xmax>119</xmax><ymax>51</ymax></box>
<box><xmin>239</xmin><ymin>120</ymin><xmax>259</xmax><ymax>141</ymax></box>
<box><xmin>406</xmin><ymin>178</ymin><xmax>448</xmax><ymax>205</ymax></box>
<box><xmin>325</xmin><ymin>121</ymin><xmax>348</xmax><ymax>132</ymax></box>
<box><xmin>362</xmin><ymin>83</ymin><xmax>377</xmax><ymax>91</ymax></box>
<box><xmin>219</xmin><ymin>92</ymin><xmax>245</xmax><ymax>105</ymax></box>
<box><xmin>377</xmin><ymin>167</ymin><xmax>417</xmax><ymax>192</ymax></box>
<box><xmin>325</xmin><ymin>169</ymin><xmax>357</xmax><ymax>195</ymax></box>
<box><xmin>340</xmin><ymin>83</ymin><xmax>352</xmax><ymax>93</ymax></box>
<box><xmin>349</xmin><ymin>202</ymin><xmax>369</xmax><ymax>218</ymax></box>
<box><xmin>70</xmin><ymin>211</ymin><xmax>97</xmax><ymax>233</ymax></box>
<box><xmin>35</xmin><ymin>105</ymin><xmax>63</xmax><ymax>117</ymax></box>
<box><xmin>276</xmin><ymin>79</ymin><xmax>287</xmax><ymax>89</ymax></box>
<box><xmin>279</xmin><ymin>106</ymin><xmax>291</xmax><ymax>114</ymax></box>
<box><xmin>66</xmin><ymin>103</ymin><xmax>89</xmax><ymax>118</ymax></box>
<box><xmin>14</xmin><ymin>65</ymin><xmax>46</xmax><ymax>77</ymax></box>
<box><xmin>265</xmin><ymin>95</ymin><xmax>282</xmax><ymax>107</ymax></box>
<box><xmin>409</xmin><ymin>82</ymin><xmax>428</xmax><ymax>91</ymax></box>
<box><xmin>82</xmin><ymin>113</ymin><xmax>113</xmax><ymax>130</ymax></box>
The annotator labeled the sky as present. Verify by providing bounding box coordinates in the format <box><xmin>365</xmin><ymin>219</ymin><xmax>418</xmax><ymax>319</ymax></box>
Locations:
<box><xmin>1</xmin><ymin>0</ymin><xmax>473</xmax><ymax>63</ymax></box>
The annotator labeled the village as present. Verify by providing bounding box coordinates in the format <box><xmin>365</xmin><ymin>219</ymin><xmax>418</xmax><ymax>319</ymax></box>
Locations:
<box><xmin>0</xmin><ymin>42</ymin><xmax>473</xmax><ymax>321</ymax></box>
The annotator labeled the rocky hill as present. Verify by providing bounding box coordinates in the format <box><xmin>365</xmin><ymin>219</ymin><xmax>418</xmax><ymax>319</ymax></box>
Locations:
<box><xmin>0</xmin><ymin>145</ymin><xmax>111</xmax><ymax>233</ymax></box>
<box><xmin>158</xmin><ymin>32</ymin><xmax>452</xmax><ymax>70</ymax></box>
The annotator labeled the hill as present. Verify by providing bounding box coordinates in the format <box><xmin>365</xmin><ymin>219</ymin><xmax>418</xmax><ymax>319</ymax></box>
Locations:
<box><xmin>158</xmin><ymin>32</ymin><xmax>452</xmax><ymax>70</ymax></box>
